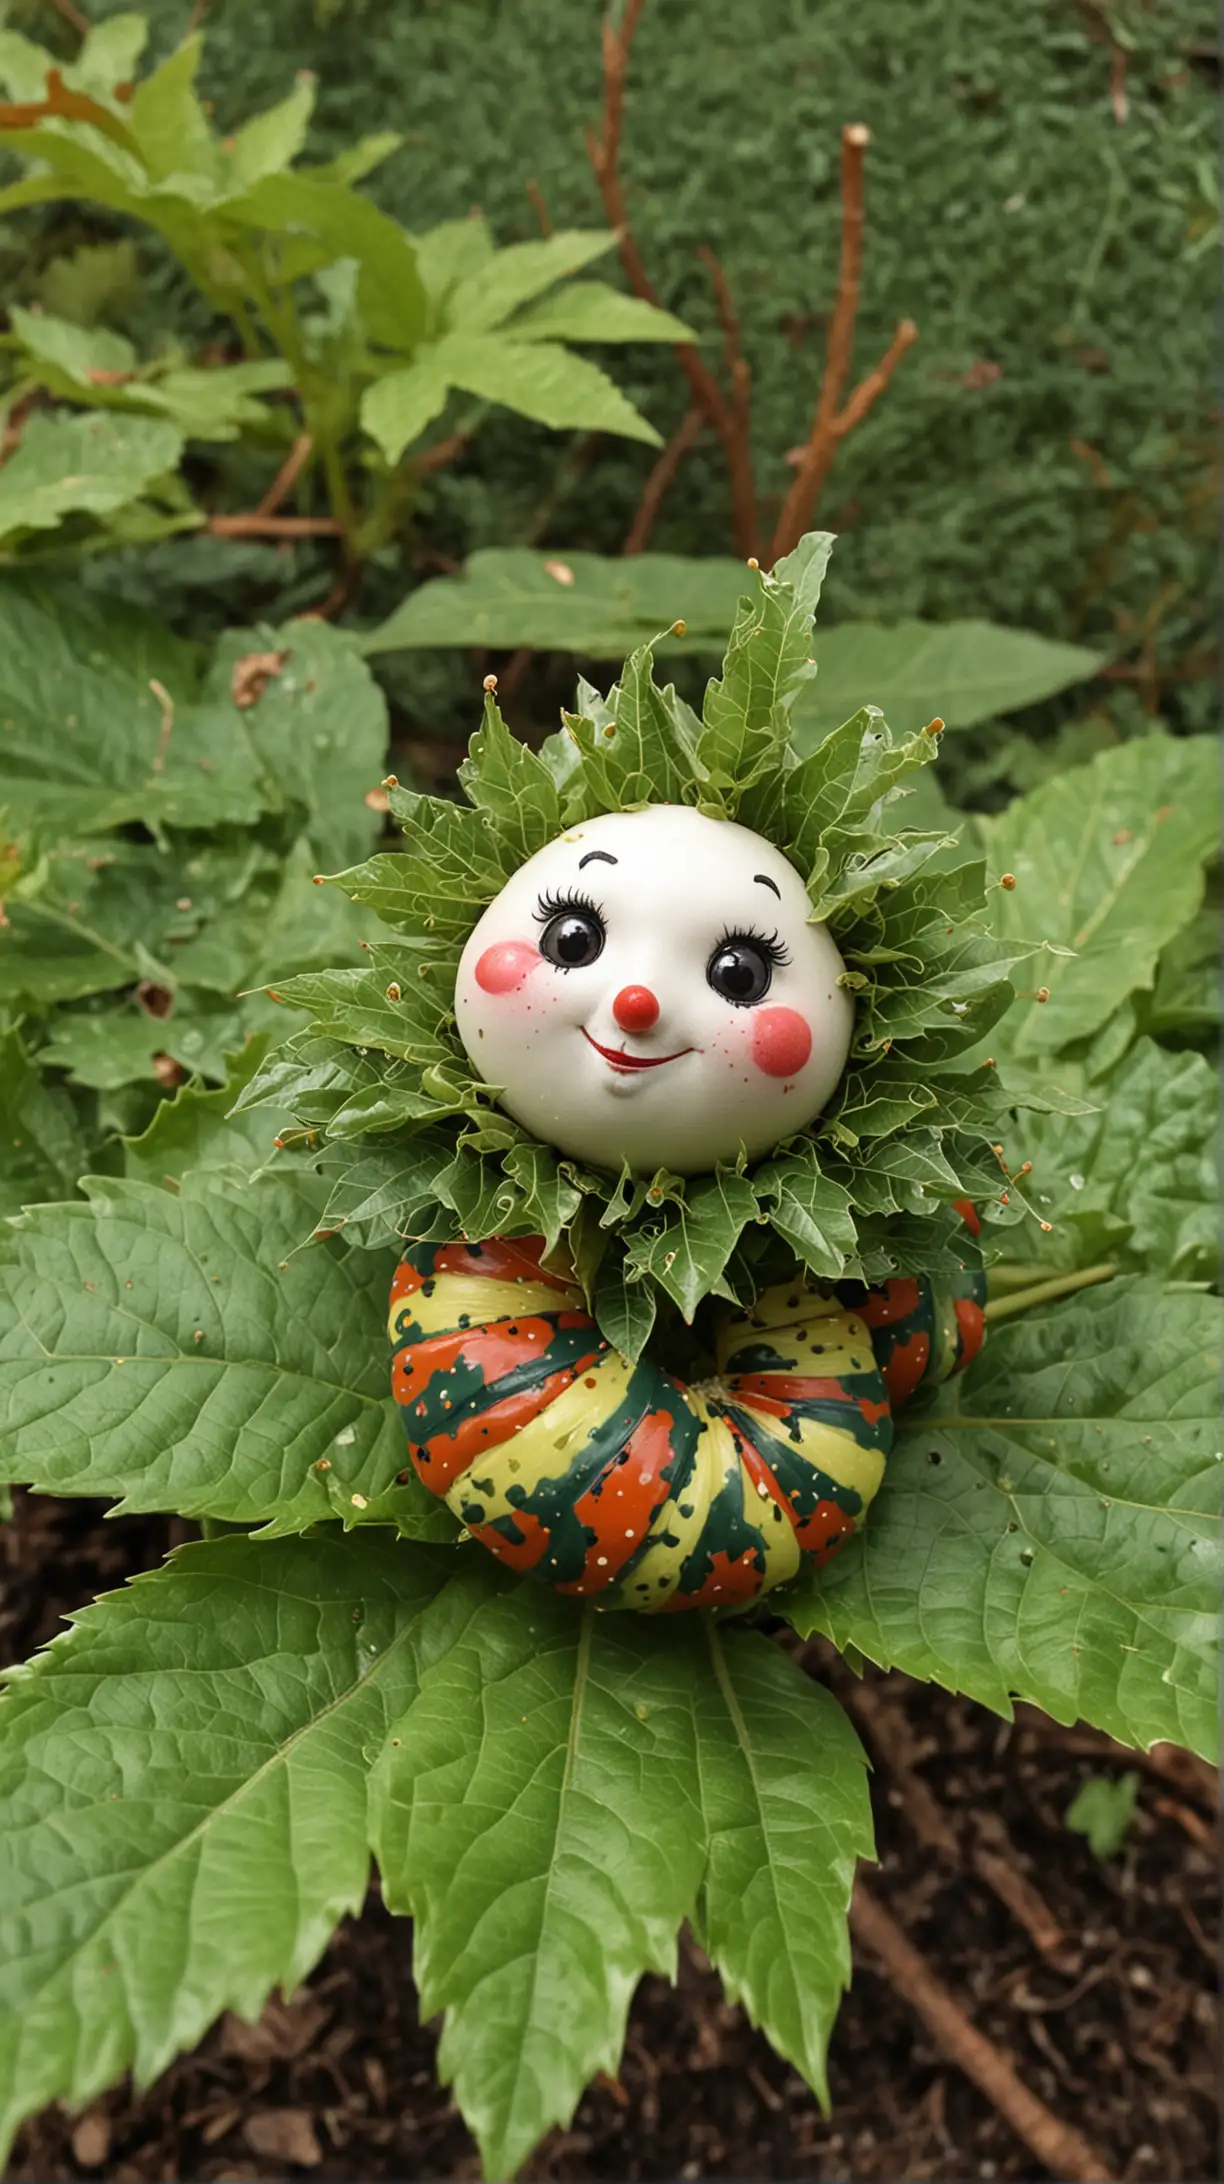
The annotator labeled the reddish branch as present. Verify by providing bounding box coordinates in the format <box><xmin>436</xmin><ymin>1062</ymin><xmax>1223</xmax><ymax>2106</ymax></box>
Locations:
<box><xmin>205</xmin><ymin>512</ymin><xmax>342</xmax><ymax>538</ymax></box>
<box><xmin>851</xmin><ymin>1882</ymin><xmax>1118</xmax><ymax>2184</ymax></box>
<box><xmin>587</xmin><ymin>0</ymin><xmax>758</xmax><ymax>556</ymax></box>
<box><xmin>525</xmin><ymin>177</ymin><xmax>553</xmax><ymax>237</ymax></box>
<box><xmin>47</xmin><ymin>0</ymin><xmax>91</xmax><ymax>36</ymax></box>
<box><xmin>256</xmin><ymin>430</ymin><xmax>313</xmax><ymax>517</ymax></box>
<box><xmin>769</xmin><ymin>124</ymin><xmax>918</xmax><ymax>562</ymax></box>
<box><xmin>588</xmin><ymin>7</ymin><xmax>915</xmax><ymax>564</ymax></box>
<box><xmin>623</xmin><ymin>405</ymin><xmax>703</xmax><ymax>554</ymax></box>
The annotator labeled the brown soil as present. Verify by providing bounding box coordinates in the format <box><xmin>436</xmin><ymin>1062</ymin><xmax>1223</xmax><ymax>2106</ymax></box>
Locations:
<box><xmin>3</xmin><ymin>1489</ymin><xmax>1219</xmax><ymax>2184</ymax></box>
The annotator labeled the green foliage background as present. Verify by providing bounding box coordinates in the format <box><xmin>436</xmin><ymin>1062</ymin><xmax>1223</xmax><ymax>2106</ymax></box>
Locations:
<box><xmin>40</xmin><ymin>0</ymin><xmax>1214</xmax><ymax>704</ymax></box>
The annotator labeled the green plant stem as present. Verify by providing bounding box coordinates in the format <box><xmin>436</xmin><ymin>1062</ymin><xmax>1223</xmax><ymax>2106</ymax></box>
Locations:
<box><xmin>986</xmin><ymin>1261</ymin><xmax>1062</xmax><ymax>1295</ymax></box>
<box><xmin>982</xmin><ymin>1262</ymin><xmax>1117</xmax><ymax>1324</ymax></box>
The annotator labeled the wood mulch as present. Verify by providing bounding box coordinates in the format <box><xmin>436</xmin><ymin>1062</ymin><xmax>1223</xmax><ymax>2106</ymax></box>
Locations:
<box><xmin>3</xmin><ymin>1489</ymin><xmax>1218</xmax><ymax>2184</ymax></box>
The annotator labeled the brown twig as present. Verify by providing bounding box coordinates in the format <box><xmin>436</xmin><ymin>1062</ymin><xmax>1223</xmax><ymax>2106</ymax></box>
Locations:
<box><xmin>205</xmin><ymin>513</ymin><xmax>343</xmax><ymax>538</ymax></box>
<box><xmin>850</xmin><ymin>1881</ymin><xmax>1118</xmax><ymax>2183</ymax></box>
<box><xmin>412</xmin><ymin>428</ymin><xmax>474</xmax><ymax>479</ymax></box>
<box><xmin>769</xmin><ymin>123</ymin><xmax>918</xmax><ymax>562</ymax></box>
<box><xmin>256</xmin><ymin>431</ymin><xmax>313</xmax><ymax>517</ymax></box>
<box><xmin>525</xmin><ymin>177</ymin><xmax>553</xmax><ymax>237</ymax></box>
<box><xmin>1017</xmin><ymin>1713</ymin><xmax>1219</xmax><ymax>1813</ymax></box>
<box><xmin>47</xmin><ymin>0</ymin><xmax>90</xmax><ymax>36</ymax></box>
<box><xmin>587</xmin><ymin>0</ymin><xmax>758</xmax><ymax>555</ymax></box>
<box><xmin>622</xmin><ymin>404</ymin><xmax>703</xmax><ymax>554</ymax></box>
<box><xmin>1152</xmin><ymin>1794</ymin><xmax>1220</xmax><ymax>1857</ymax></box>
<box><xmin>835</xmin><ymin>1674</ymin><xmax>1069</xmax><ymax>1962</ymax></box>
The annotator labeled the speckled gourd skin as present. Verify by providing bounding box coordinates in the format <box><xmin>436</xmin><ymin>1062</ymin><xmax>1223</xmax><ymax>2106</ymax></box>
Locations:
<box><xmin>389</xmin><ymin>1236</ymin><xmax>985</xmax><ymax>1612</ymax></box>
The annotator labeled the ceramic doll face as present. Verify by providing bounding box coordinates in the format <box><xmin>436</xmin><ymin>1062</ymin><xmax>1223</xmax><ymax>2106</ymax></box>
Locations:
<box><xmin>454</xmin><ymin>806</ymin><xmax>854</xmax><ymax>1176</ymax></box>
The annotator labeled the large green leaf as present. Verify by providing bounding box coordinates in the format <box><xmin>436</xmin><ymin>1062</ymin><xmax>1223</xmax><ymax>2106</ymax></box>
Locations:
<box><xmin>0</xmin><ymin>1168</ymin><xmax>450</xmax><ymax>1536</ymax></box>
<box><xmin>786</xmin><ymin>1278</ymin><xmax>1222</xmax><ymax>1760</ymax></box>
<box><xmin>203</xmin><ymin>622</ymin><xmax>387</xmax><ymax>870</ymax></box>
<box><xmin>791</xmin><ymin>617</ymin><xmax>1104</xmax><ymax>743</ymax></box>
<box><xmin>1013</xmin><ymin>1037</ymin><xmax>1216</xmax><ymax>1280</ymax></box>
<box><xmin>363</xmin><ymin>557</ymin><xmax>1102</xmax><ymax>738</ymax></box>
<box><xmin>691</xmin><ymin>1619</ymin><xmax>873</xmax><ymax>2108</ymax></box>
<box><xmin>0</xmin><ymin>1030</ymin><xmax>90</xmax><ymax>1215</ymax></box>
<box><xmin>122</xmin><ymin>1034</ymin><xmax>291</xmax><ymax>1186</ymax></box>
<box><xmin>372</xmin><ymin>1581</ymin><xmax>709</xmax><ymax>2182</ymax></box>
<box><xmin>374</xmin><ymin>1581</ymin><xmax>871</xmax><ymax>2179</ymax></box>
<box><xmin>362</xmin><ymin>549</ymin><xmax>749</xmax><ymax>658</ymax></box>
<box><xmin>0</xmin><ymin>410</ymin><xmax>183</xmax><ymax>546</ymax></box>
<box><xmin>986</xmin><ymin>735</ymin><xmax>1218</xmax><ymax>1056</ymax></box>
<box><xmin>0</xmin><ymin>1532</ymin><xmax>454</xmax><ymax>2168</ymax></box>
<box><xmin>0</xmin><ymin>581</ymin><xmax>269</xmax><ymax>836</ymax></box>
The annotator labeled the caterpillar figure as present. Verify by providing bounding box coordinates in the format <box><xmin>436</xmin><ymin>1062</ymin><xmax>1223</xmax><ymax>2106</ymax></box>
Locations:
<box><xmin>384</xmin><ymin>801</ymin><xmax>989</xmax><ymax>1612</ymax></box>
<box><xmin>389</xmin><ymin>1237</ymin><xmax>984</xmax><ymax>1612</ymax></box>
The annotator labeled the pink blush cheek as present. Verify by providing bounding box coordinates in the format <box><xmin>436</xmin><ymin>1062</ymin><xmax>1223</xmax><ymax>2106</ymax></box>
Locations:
<box><xmin>752</xmin><ymin>1006</ymin><xmax>812</xmax><ymax>1079</ymax></box>
<box><xmin>474</xmin><ymin>940</ymin><xmax>542</xmax><ymax>996</ymax></box>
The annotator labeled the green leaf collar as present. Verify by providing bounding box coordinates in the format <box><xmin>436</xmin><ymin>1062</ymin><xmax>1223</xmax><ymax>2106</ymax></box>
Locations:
<box><xmin>244</xmin><ymin>536</ymin><xmax>1038</xmax><ymax>1337</ymax></box>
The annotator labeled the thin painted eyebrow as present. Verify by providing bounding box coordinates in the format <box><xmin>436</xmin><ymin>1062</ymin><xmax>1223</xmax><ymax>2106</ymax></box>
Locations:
<box><xmin>578</xmin><ymin>850</ymin><xmax>618</xmax><ymax>869</ymax></box>
<box><xmin>754</xmin><ymin>873</ymin><xmax>781</xmax><ymax>899</ymax></box>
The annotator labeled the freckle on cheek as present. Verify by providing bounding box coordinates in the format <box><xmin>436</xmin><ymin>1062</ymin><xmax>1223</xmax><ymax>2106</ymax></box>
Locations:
<box><xmin>752</xmin><ymin>1005</ymin><xmax>812</xmax><ymax>1078</ymax></box>
<box><xmin>474</xmin><ymin>941</ymin><xmax>541</xmax><ymax>995</ymax></box>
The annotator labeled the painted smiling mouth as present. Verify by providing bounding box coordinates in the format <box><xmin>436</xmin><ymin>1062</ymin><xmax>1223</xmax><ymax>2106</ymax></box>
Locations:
<box><xmin>582</xmin><ymin>1028</ymin><xmax>695</xmax><ymax>1074</ymax></box>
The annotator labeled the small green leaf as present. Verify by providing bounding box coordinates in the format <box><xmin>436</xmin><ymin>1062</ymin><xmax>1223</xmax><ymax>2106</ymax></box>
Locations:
<box><xmin>699</xmin><ymin>535</ymin><xmax>832</xmax><ymax>789</ymax></box>
<box><xmin>372</xmin><ymin>1583</ymin><xmax>708</xmax><ymax>2182</ymax></box>
<box><xmin>593</xmin><ymin>1244</ymin><xmax>657</xmax><ymax>1361</ymax></box>
<box><xmin>0</xmin><ymin>1532</ymin><xmax>456</xmax><ymax>2168</ymax></box>
<box><xmin>228</xmin><ymin>70</ymin><xmax>316</xmax><ymax>186</ymax></box>
<box><xmin>0</xmin><ymin>1170</ymin><xmax>425</xmax><ymax>1532</ymax></box>
<box><xmin>753</xmin><ymin>1148</ymin><xmax>857</xmax><ymax>1279</ymax></box>
<box><xmin>505</xmin><ymin>282</ymin><xmax>694</xmax><ymax>345</ymax></box>
<box><xmin>430</xmin><ymin>334</ymin><xmax>661</xmax><ymax>445</ymax></box>
<box><xmin>624</xmin><ymin>1168</ymin><xmax>759</xmax><ymax>1320</ymax></box>
<box><xmin>445</xmin><ymin>229</ymin><xmax>616</xmax><ymax>331</ymax></box>
<box><xmin>1065</xmin><ymin>1771</ymin><xmax>1140</xmax><ymax>1860</ymax></box>
<box><xmin>9</xmin><ymin>302</ymin><xmax>137</xmax><ymax>386</ymax></box>
<box><xmin>0</xmin><ymin>411</ymin><xmax>183</xmax><ymax>545</ymax></box>
<box><xmin>692</xmin><ymin>1621</ymin><xmax>873</xmax><ymax>2108</ymax></box>
<box><xmin>360</xmin><ymin>363</ymin><xmax>451</xmax><ymax>465</ymax></box>
<box><xmin>987</xmin><ymin>736</ymin><xmax>1218</xmax><ymax>1056</ymax></box>
<box><xmin>457</xmin><ymin>692</ymin><xmax>562</xmax><ymax>863</ymax></box>
<box><xmin>787</xmin><ymin>1278</ymin><xmax>1222</xmax><ymax>1761</ymax></box>
<box><xmin>73</xmin><ymin>12</ymin><xmax>148</xmax><ymax>93</ymax></box>
<box><xmin>128</xmin><ymin>35</ymin><xmax>218</xmax><ymax>185</ymax></box>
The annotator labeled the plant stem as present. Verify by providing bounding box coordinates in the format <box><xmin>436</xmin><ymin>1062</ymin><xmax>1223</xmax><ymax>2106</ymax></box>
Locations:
<box><xmin>982</xmin><ymin>1262</ymin><xmax>1117</xmax><ymax>1324</ymax></box>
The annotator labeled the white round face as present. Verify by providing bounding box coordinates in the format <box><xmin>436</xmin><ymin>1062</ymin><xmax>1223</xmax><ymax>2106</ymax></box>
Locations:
<box><xmin>454</xmin><ymin>806</ymin><xmax>854</xmax><ymax>1176</ymax></box>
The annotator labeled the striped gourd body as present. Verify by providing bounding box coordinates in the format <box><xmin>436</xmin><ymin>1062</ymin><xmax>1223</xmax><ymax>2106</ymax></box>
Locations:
<box><xmin>389</xmin><ymin>1235</ymin><xmax>980</xmax><ymax>1613</ymax></box>
<box><xmin>834</xmin><ymin>1270</ymin><xmax>986</xmax><ymax>1406</ymax></box>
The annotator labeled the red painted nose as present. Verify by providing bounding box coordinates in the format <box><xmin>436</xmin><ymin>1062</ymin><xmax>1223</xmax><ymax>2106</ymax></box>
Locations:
<box><xmin>612</xmin><ymin>984</ymin><xmax>660</xmax><ymax>1033</ymax></box>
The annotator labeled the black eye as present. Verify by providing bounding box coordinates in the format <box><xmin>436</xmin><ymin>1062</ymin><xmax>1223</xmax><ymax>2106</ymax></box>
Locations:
<box><xmin>708</xmin><ymin>938</ymin><xmax>774</xmax><ymax>1006</ymax></box>
<box><xmin>539</xmin><ymin>908</ymin><xmax>605</xmax><ymax>969</ymax></box>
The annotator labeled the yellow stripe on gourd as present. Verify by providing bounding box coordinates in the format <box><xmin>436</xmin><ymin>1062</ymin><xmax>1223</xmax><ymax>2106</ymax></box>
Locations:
<box><xmin>719</xmin><ymin>1294</ymin><xmax>877</xmax><ymax>1381</ymax></box>
<box><xmin>444</xmin><ymin>1348</ymin><xmax>637</xmax><ymax>1525</ymax></box>
<box><xmin>390</xmin><ymin>1271</ymin><xmax>583</xmax><ymax>1343</ymax></box>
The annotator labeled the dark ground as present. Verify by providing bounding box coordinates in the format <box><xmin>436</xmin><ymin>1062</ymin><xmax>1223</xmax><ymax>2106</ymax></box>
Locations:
<box><xmin>3</xmin><ymin>1491</ymin><xmax>1218</xmax><ymax>2184</ymax></box>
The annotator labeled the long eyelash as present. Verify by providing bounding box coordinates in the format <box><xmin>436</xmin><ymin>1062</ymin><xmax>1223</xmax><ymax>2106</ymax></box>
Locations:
<box><xmin>534</xmin><ymin>886</ymin><xmax>603</xmax><ymax>924</ymax></box>
<box><xmin>716</xmin><ymin>922</ymin><xmax>791</xmax><ymax>967</ymax></box>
